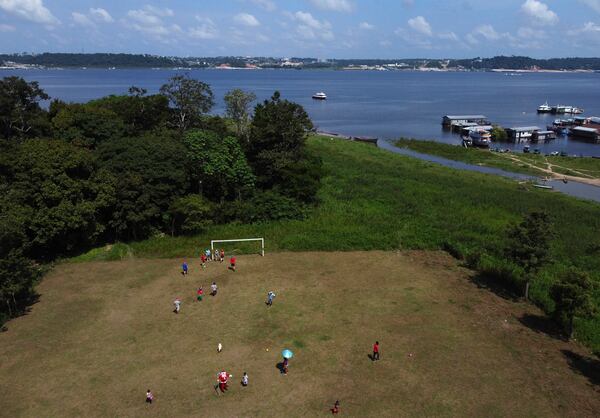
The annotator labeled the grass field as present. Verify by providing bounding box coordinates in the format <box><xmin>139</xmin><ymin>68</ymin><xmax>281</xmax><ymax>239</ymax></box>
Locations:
<box><xmin>2</xmin><ymin>252</ymin><xmax>600</xmax><ymax>417</ymax></box>
<box><xmin>72</xmin><ymin>135</ymin><xmax>600</xmax><ymax>352</ymax></box>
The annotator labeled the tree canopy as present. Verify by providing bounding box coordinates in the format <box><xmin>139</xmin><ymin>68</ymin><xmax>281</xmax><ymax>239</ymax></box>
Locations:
<box><xmin>159</xmin><ymin>74</ymin><xmax>214</xmax><ymax>132</ymax></box>
<box><xmin>0</xmin><ymin>76</ymin><xmax>49</xmax><ymax>140</ymax></box>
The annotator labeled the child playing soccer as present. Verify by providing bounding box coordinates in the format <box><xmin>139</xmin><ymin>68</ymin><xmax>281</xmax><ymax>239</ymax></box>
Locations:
<box><xmin>174</xmin><ymin>298</ymin><xmax>181</xmax><ymax>314</ymax></box>
<box><xmin>211</xmin><ymin>282</ymin><xmax>218</xmax><ymax>296</ymax></box>
<box><xmin>220</xmin><ymin>248</ymin><xmax>225</xmax><ymax>262</ymax></box>
<box><xmin>200</xmin><ymin>254</ymin><xmax>207</xmax><ymax>269</ymax></box>
<box><xmin>266</xmin><ymin>291</ymin><xmax>276</xmax><ymax>307</ymax></box>
<box><xmin>241</xmin><ymin>372</ymin><xmax>249</xmax><ymax>387</ymax></box>
<box><xmin>197</xmin><ymin>287</ymin><xmax>203</xmax><ymax>302</ymax></box>
<box><xmin>146</xmin><ymin>389</ymin><xmax>154</xmax><ymax>404</ymax></box>
<box><xmin>181</xmin><ymin>261</ymin><xmax>188</xmax><ymax>276</ymax></box>
<box><xmin>229</xmin><ymin>256</ymin><xmax>236</xmax><ymax>272</ymax></box>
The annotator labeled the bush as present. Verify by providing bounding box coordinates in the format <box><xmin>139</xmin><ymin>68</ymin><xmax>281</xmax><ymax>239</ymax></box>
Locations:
<box><xmin>220</xmin><ymin>191</ymin><xmax>306</xmax><ymax>224</ymax></box>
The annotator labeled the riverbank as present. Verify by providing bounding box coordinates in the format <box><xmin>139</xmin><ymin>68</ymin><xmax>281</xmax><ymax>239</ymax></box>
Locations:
<box><xmin>395</xmin><ymin>139</ymin><xmax>600</xmax><ymax>186</ymax></box>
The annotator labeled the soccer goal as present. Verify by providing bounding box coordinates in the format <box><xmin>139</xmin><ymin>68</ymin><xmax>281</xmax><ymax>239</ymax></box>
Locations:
<box><xmin>210</xmin><ymin>238</ymin><xmax>265</xmax><ymax>256</ymax></box>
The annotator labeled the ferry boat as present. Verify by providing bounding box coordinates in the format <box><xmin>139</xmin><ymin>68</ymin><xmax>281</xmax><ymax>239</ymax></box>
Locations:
<box><xmin>469</xmin><ymin>128</ymin><xmax>492</xmax><ymax>147</ymax></box>
<box><xmin>537</xmin><ymin>102</ymin><xmax>551</xmax><ymax>113</ymax></box>
<box><xmin>312</xmin><ymin>92</ymin><xmax>327</xmax><ymax>100</ymax></box>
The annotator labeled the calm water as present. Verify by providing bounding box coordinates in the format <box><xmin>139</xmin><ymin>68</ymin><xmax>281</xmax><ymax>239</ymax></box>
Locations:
<box><xmin>2</xmin><ymin>68</ymin><xmax>600</xmax><ymax>156</ymax></box>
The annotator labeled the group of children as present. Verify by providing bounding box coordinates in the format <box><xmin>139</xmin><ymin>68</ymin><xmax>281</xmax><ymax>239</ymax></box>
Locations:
<box><xmin>153</xmin><ymin>249</ymin><xmax>352</xmax><ymax>413</ymax></box>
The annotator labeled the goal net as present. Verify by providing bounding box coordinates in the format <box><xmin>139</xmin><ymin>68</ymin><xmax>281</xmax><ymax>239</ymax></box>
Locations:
<box><xmin>210</xmin><ymin>238</ymin><xmax>265</xmax><ymax>257</ymax></box>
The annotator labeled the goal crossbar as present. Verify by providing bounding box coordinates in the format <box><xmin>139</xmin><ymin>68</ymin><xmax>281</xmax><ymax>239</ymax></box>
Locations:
<box><xmin>210</xmin><ymin>238</ymin><xmax>264</xmax><ymax>256</ymax></box>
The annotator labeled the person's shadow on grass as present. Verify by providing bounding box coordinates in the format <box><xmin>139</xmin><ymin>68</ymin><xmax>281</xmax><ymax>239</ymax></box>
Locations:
<box><xmin>275</xmin><ymin>362</ymin><xmax>285</xmax><ymax>374</ymax></box>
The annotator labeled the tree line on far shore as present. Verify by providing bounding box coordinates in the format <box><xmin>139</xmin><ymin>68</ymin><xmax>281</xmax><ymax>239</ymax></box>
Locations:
<box><xmin>0</xmin><ymin>75</ymin><xmax>321</xmax><ymax>325</ymax></box>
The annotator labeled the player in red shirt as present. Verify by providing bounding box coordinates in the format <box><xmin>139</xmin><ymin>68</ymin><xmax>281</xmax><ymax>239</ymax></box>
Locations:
<box><xmin>372</xmin><ymin>341</ymin><xmax>380</xmax><ymax>361</ymax></box>
<box><xmin>331</xmin><ymin>400</ymin><xmax>340</xmax><ymax>414</ymax></box>
<box><xmin>196</xmin><ymin>287</ymin><xmax>203</xmax><ymax>302</ymax></box>
<box><xmin>229</xmin><ymin>256</ymin><xmax>236</xmax><ymax>272</ymax></box>
<box><xmin>217</xmin><ymin>370</ymin><xmax>230</xmax><ymax>393</ymax></box>
<box><xmin>200</xmin><ymin>254</ymin><xmax>207</xmax><ymax>269</ymax></box>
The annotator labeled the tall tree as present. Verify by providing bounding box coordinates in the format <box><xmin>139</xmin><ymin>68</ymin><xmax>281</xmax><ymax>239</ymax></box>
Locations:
<box><xmin>159</xmin><ymin>74</ymin><xmax>214</xmax><ymax>132</ymax></box>
<box><xmin>248</xmin><ymin>91</ymin><xmax>313</xmax><ymax>187</ymax></box>
<box><xmin>2</xmin><ymin>139</ymin><xmax>116</xmax><ymax>259</ymax></box>
<box><xmin>96</xmin><ymin>135</ymin><xmax>188</xmax><ymax>240</ymax></box>
<box><xmin>224</xmin><ymin>88</ymin><xmax>256</xmax><ymax>139</ymax></box>
<box><xmin>183</xmin><ymin>130</ymin><xmax>255</xmax><ymax>202</ymax></box>
<box><xmin>0</xmin><ymin>76</ymin><xmax>49</xmax><ymax>140</ymax></box>
<box><xmin>550</xmin><ymin>269</ymin><xmax>595</xmax><ymax>340</ymax></box>
<box><xmin>51</xmin><ymin>103</ymin><xmax>126</xmax><ymax>148</ymax></box>
<box><xmin>506</xmin><ymin>211</ymin><xmax>553</xmax><ymax>299</ymax></box>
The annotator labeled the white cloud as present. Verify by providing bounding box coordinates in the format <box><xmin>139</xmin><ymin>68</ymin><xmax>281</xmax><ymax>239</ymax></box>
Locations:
<box><xmin>567</xmin><ymin>21</ymin><xmax>600</xmax><ymax>36</ymax></box>
<box><xmin>580</xmin><ymin>0</ymin><xmax>600</xmax><ymax>13</ymax></box>
<box><xmin>287</xmin><ymin>11</ymin><xmax>334</xmax><ymax>41</ymax></box>
<box><xmin>251</xmin><ymin>0</ymin><xmax>276</xmax><ymax>12</ymax></box>
<box><xmin>472</xmin><ymin>24</ymin><xmax>502</xmax><ymax>40</ymax></box>
<box><xmin>0</xmin><ymin>22</ymin><xmax>15</xmax><ymax>31</ymax></box>
<box><xmin>521</xmin><ymin>0</ymin><xmax>558</xmax><ymax>25</ymax></box>
<box><xmin>402</xmin><ymin>0</ymin><xmax>415</xmax><ymax>7</ymax></box>
<box><xmin>190</xmin><ymin>16</ymin><xmax>218</xmax><ymax>39</ymax></box>
<box><xmin>308</xmin><ymin>0</ymin><xmax>353</xmax><ymax>13</ymax></box>
<box><xmin>0</xmin><ymin>0</ymin><xmax>59</xmax><ymax>25</ymax></box>
<box><xmin>125</xmin><ymin>6</ymin><xmax>177</xmax><ymax>40</ymax></box>
<box><xmin>234</xmin><ymin>12</ymin><xmax>260</xmax><ymax>27</ymax></box>
<box><xmin>89</xmin><ymin>8</ymin><xmax>113</xmax><ymax>23</ymax></box>
<box><xmin>359</xmin><ymin>21</ymin><xmax>374</xmax><ymax>30</ymax></box>
<box><xmin>407</xmin><ymin>16</ymin><xmax>432</xmax><ymax>37</ymax></box>
<box><xmin>71</xmin><ymin>12</ymin><xmax>94</xmax><ymax>28</ymax></box>
<box><xmin>143</xmin><ymin>5</ymin><xmax>174</xmax><ymax>17</ymax></box>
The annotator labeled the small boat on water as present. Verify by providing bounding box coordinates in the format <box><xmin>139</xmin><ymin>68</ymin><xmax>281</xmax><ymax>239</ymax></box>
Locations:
<box><xmin>533</xmin><ymin>184</ymin><xmax>554</xmax><ymax>190</ymax></box>
<box><xmin>537</xmin><ymin>102</ymin><xmax>551</xmax><ymax>113</ymax></box>
<box><xmin>469</xmin><ymin>128</ymin><xmax>492</xmax><ymax>147</ymax></box>
<box><xmin>312</xmin><ymin>92</ymin><xmax>327</xmax><ymax>100</ymax></box>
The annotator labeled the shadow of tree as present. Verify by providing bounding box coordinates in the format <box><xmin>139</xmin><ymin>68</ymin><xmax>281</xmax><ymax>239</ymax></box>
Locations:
<box><xmin>562</xmin><ymin>349</ymin><xmax>600</xmax><ymax>386</ymax></box>
<box><xmin>518</xmin><ymin>313</ymin><xmax>564</xmax><ymax>340</ymax></box>
<box><xmin>1</xmin><ymin>292</ymin><xmax>40</xmax><ymax>332</ymax></box>
<box><xmin>469</xmin><ymin>272</ymin><xmax>520</xmax><ymax>302</ymax></box>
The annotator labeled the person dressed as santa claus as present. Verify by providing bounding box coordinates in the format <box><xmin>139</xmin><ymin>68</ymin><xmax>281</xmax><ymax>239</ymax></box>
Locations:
<box><xmin>217</xmin><ymin>370</ymin><xmax>231</xmax><ymax>393</ymax></box>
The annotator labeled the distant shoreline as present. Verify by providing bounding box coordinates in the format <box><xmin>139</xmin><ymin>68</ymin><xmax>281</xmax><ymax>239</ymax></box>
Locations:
<box><xmin>1</xmin><ymin>66</ymin><xmax>599</xmax><ymax>73</ymax></box>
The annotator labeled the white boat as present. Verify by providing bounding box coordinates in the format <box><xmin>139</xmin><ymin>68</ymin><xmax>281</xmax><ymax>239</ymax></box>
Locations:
<box><xmin>312</xmin><ymin>92</ymin><xmax>327</xmax><ymax>100</ymax></box>
<box><xmin>469</xmin><ymin>128</ymin><xmax>492</xmax><ymax>147</ymax></box>
<box><xmin>537</xmin><ymin>102</ymin><xmax>551</xmax><ymax>113</ymax></box>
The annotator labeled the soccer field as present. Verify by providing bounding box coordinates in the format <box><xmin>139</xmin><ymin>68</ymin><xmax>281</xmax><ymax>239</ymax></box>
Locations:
<box><xmin>1</xmin><ymin>251</ymin><xmax>598</xmax><ymax>417</ymax></box>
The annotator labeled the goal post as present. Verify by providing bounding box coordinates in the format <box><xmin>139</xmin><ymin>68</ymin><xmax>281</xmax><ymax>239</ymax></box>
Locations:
<box><xmin>210</xmin><ymin>238</ymin><xmax>265</xmax><ymax>256</ymax></box>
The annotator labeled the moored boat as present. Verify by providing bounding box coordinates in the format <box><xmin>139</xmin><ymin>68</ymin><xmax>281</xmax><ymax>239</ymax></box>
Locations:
<box><xmin>312</xmin><ymin>92</ymin><xmax>327</xmax><ymax>100</ymax></box>
<box><xmin>537</xmin><ymin>102</ymin><xmax>551</xmax><ymax>113</ymax></box>
<box><xmin>469</xmin><ymin>128</ymin><xmax>492</xmax><ymax>147</ymax></box>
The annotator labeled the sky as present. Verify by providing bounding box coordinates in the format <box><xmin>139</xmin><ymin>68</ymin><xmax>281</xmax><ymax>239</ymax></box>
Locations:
<box><xmin>1</xmin><ymin>0</ymin><xmax>600</xmax><ymax>58</ymax></box>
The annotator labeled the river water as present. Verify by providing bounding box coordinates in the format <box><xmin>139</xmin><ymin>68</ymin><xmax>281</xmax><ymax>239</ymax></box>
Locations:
<box><xmin>3</xmin><ymin>68</ymin><xmax>600</xmax><ymax>202</ymax></box>
<box><xmin>3</xmin><ymin>68</ymin><xmax>600</xmax><ymax>156</ymax></box>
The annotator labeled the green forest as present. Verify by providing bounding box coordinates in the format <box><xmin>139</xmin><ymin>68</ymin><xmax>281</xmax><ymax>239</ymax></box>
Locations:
<box><xmin>0</xmin><ymin>75</ymin><xmax>322</xmax><ymax>324</ymax></box>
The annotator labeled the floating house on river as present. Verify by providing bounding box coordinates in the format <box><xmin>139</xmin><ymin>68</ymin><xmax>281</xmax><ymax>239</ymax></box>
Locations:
<box><xmin>442</xmin><ymin>115</ymin><xmax>489</xmax><ymax>127</ymax></box>
<box><xmin>505</xmin><ymin>126</ymin><xmax>541</xmax><ymax>142</ymax></box>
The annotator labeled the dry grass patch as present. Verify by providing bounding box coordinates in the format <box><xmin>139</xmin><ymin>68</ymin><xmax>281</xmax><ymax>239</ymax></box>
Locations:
<box><xmin>1</xmin><ymin>252</ymin><xmax>599</xmax><ymax>417</ymax></box>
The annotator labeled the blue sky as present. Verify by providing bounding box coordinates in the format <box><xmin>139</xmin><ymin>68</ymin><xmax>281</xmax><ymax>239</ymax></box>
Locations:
<box><xmin>1</xmin><ymin>1</ymin><xmax>600</xmax><ymax>58</ymax></box>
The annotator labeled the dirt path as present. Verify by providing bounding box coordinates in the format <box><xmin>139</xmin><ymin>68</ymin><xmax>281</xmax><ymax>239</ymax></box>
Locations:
<box><xmin>501</xmin><ymin>154</ymin><xmax>600</xmax><ymax>187</ymax></box>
